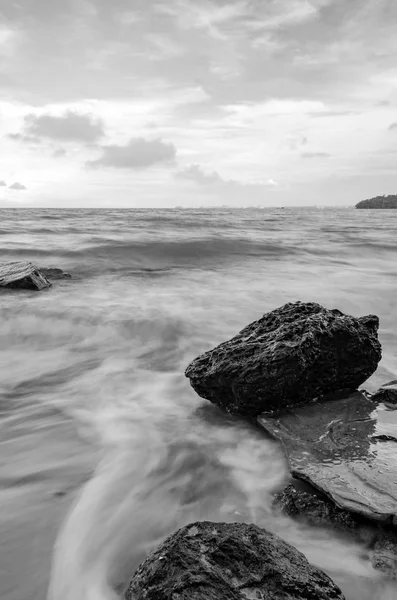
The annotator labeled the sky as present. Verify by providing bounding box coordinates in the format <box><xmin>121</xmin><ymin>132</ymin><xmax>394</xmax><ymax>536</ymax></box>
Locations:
<box><xmin>0</xmin><ymin>0</ymin><xmax>396</xmax><ymax>207</ymax></box>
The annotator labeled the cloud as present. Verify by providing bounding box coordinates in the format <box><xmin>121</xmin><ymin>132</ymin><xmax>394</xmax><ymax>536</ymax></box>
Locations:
<box><xmin>0</xmin><ymin>180</ymin><xmax>6</xmax><ymax>186</ymax></box>
<box><xmin>53</xmin><ymin>148</ymin><xmax>67</xmax><ymax>157</ymax></box>
<box><xmin>176</xmin><ymin>164</ymin><xmax>278</xmax><ymax>188</ymax></box>
<box><xmin>87</xmin><ymin>138</ymin><xmax>177</xmax><ymax>169</ymax></box>
<box><xmin>388</xmin><ymin>122</ymin><xmax>397</xmax><ymax>131</ymax></box>
<box><xmin>21</xmin><ymin>111</ymin><xmax>105</xmax><ymax>142</ymax></box>
<box><xmin>9</xmin><ymin>182</ymin><xmax>27</xmax><ymax>190</ymax></box>
<box><xmin>8</xmin><ymin>132</ymin><xmax>41</xmax><ymax>144</ymax></box>
<box><xmin>301</xmin><ymin>152</ymin><xmax>330</xmax><ymax>158</ymax></box>
<box><xmin>175</xmin><ymin>164</ymin><xmax>224</xmax><ymax>185</ymax></box>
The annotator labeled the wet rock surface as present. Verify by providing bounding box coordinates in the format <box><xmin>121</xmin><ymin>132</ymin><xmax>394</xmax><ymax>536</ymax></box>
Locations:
<box><xmin>185</xmin><ymin>301</ymin><xmax>381</xmax><ymax>416</ymax></box>
<box><xmin>258</xmin><ymin>391</ymin><xmax>397</xmax><ymax>524</ymax></box>
<box><xmin>125</xmin><ymin>520</ymin><xmax>346</xmax><ymax>600</ymax></box>
<box><xmin>0</xmin><ymin>261</ymin><xmax>51</xmax><ymax>290</ymax></box>
<box><xmin>372</xmin><ymin>381</ymin><xmax>397</xmax><ymax>406</ymax></box>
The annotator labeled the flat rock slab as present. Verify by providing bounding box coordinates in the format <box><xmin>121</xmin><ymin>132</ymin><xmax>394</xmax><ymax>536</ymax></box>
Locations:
<box><xmin>0</xmin><ymin>261</ymin><xmax>51</xmax><ymax>290</ymax></box>
<box><xmin>126</xmin><ymin>521</ymin><xmax>345</xmax><ymax>600</ymax></box>
<box><xmin>185</xmin><ymin>302</ymin><xmax>381</xmax><ymax>416</ymax></box>
<box><xmin>258</xmin><ymin>391</ymin><xmax>397</xmax><ymax>525</ymax></box>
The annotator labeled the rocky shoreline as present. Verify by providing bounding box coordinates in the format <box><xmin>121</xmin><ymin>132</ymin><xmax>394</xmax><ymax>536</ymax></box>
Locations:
<box><xmin>124</xmin><ymin>301</ymin><xmax>396</xmax><ymax>598</ymax></box>
<box><xmin>2</xmin><ymin>268</ymin><xmax>394</xmax><ymax>597</ymax></box>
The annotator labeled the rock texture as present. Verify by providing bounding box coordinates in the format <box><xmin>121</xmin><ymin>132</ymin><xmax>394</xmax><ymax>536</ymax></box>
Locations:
<box><xmin>258</xmin><ymin>391</ymin><xmax>397</xmax><ymax>525</ymax></box>
<box><xmin>0</xmin><ymin>261</ymin><xmax>51</xmax><ymax>291</ymax></box>
<box><xmin>372</xmin><ymin>381</ymin><xmax>397</xmax><ymax>406</ymax></box>
<box><xmin>125</xmin><ymin>521</ymin><xmax>346</xmax><ymax>600</ymax></box>
<box><xmin>356</xmin><ymin>195</ymin><xmax>397</xmax><ymax>209</ymax></box>
<box><xmin>185</xmin><ymin>302</ymin><xmax>381</xmax><ymax>416</ymax></box>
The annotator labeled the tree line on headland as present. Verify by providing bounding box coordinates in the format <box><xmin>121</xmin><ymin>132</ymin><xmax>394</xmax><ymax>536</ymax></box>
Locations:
<box><xmin>356</xmin><ymin>194</ymin><xmax>397</xmax><ymax>209</ymax></box>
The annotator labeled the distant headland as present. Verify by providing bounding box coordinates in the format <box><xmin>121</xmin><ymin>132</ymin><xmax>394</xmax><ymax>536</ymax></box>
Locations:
<box><xmin>356</xmin><ymin>194</ymin><xmax>397</xmax><ymax>209</ymax></box>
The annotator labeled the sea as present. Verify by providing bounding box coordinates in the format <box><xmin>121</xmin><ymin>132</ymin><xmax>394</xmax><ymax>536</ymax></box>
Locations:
<box><xmin>1</xmin><ymin>207</ymin><xmax>397</xmax><ymax>600</ymax></box>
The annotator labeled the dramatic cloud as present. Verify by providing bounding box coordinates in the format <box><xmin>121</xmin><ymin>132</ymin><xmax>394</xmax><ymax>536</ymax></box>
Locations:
<box><xmin>301</xmin><ymin>152</ymin><xmax>331</xmax><ymax>158</ymax></box>
<box><xmin>1</xmin><ymin>0</ymin><xmax>397</xmax><ymax>206</ymax></box>
<box><xmin>21</xmin><ymin>111</ymin><xmax>105</xmax><ymax>142</ymax></box>
<box><xmin>0</xmin><ymin>181</ymin><xmax>6</xmax><ymax>186</ymax></box>
<box><xmin>87</xmin><ymin>138</ymin><xmax>177</xmax><ymax>169</ymax></box>
<box><xmin>9</xmin><ymin>182</ymin><xmax>26</xmax><ymax>190</ymax></box>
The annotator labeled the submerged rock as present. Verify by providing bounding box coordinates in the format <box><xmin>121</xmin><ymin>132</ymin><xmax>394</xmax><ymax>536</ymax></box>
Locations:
<box><xmin>275</xmin><ymin>482</ymin><xmax>359</xmax><ymax>531</ymax></box>
<box><xmin>0</xmin><ymin>261</ymin><xmax>51</xmax><ymax>291</ymax></box>
<box><xmin>125</xmin><ymin>520</ymin><xmax>346</xmax><ymax>600</ymax></box>
<box><xmin>258</xmin><ymin>391</ymin><xmax>397</xmax><ymax>525</ymax></box>
<box><xmin>372</xmin><ymin>381</ymin><xmax>397</xmax><ymax>407</ymax></box>
<box><xmin>185</xmin><ymin>301</ymin><xmax>381</xmax><ymax>416</ymax></box>
<box><xmin>276</xmin><ymin>482</ymin><xmax>397</xmax><ymax>578</ymax></box>
<box><xmin>41</xmin><ymin>268</ymin><xmax>71</xmax><ymax>280</ymax></box>
<box><xmin>372</xmin><ymin>533</ymin><xmax>397</xmax><ymax>578</ymax></box>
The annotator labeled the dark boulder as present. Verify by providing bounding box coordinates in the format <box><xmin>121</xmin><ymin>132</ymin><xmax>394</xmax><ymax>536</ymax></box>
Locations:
<box><xmin>0</xmin><ymin>261</ymin><xmax>51</xmax><ymax>291</ymax></box>
<box><xmin>258</xmin><ymin>391</ymin><xmax>397</xmax><ymax>525</ymax></box>
<box><xmin>185</xmin><ymin>302</ymin><xmax>381</xmax><ymax>416</ymax></box>
<box><xmin>125</xmin><ymin>520</ymin><xmax>345</xmax><ymax>600</ymax></box>
<box><xmin>372</xmin><ymin>381</ymin><xmax>397</xmax><ymax>407</ymax></box>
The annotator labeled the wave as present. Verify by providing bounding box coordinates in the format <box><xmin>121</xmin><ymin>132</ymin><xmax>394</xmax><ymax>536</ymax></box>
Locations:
<box><xmin>0</xmin><ymin>237</ymin><xmax>296</xmax><ymax>273</ymax></box>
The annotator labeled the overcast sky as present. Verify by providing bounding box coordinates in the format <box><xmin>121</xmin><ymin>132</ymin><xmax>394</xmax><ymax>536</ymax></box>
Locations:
<box><xmin>0</xmin><ymin>0</ymin><xmax>396</xmax><ymax>207</ymax></box>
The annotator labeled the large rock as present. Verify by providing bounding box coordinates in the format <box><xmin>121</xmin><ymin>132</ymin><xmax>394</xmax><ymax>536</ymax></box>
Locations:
<box><xmin>185</xmin><ymin>302</ymin><xmax>381</xmax><ymax>416</ymax></box>
<box><xmin>125</xmin><ymin>521</ymin><xmax>345</xmax><ymax>600</ymax></box>
<box><xmin>0</xmin><ymin>261</ymin><xmax>51</xmax><ymax>291</ymax></box>
<box><xmin>258</xmin><ymin>391</ymin><xmax>397</xmax><ymax>525</ymax></box>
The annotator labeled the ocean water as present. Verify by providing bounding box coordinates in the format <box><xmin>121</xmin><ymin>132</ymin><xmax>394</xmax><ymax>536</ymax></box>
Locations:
<box><xmin>1</xmin><ymin>207</ymin><xmax>397</xmax><ymax>600</ymax></box>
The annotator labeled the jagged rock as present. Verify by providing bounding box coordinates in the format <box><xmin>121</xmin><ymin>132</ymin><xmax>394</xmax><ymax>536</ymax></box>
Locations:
<box><xmin>372</xmin><ymin>381</ymin><xmax>397</xmax><ymax>406</ymax></box>
<box><xmin>185</xmin><ymin>302</ymin><xmax>381</xmax><ymax>416</ymax></box>
<box><xmin>356</xmin><ymin>195</ymin><xmax>397</xmax><ymax>209</ymax></box>
<box><xmin>372</xmin><ymin>533</ymin><xmax>397</xmax><ymax>578</ymax></box>
<box><xmin>41</xmin><ymin>268</ymin><xmax>71</xmax><ymax>280</ymax></box>
<box><xmin>0</xmin><ymin>261</ymin><xmax>51</xmax><ymax>291</ymax></box>
<box><xmin>275</xmin><ymin>482</ymin><xmax>359</xmax><ymax>531</ymax></box>
<box><xmin>125</xmin><ymin>521</ymin><xmax>346</xmax><ymax>600</ymax></box>
<box><xmin>258</xmin><ymin>391</ymin><xmax>397</xmax><ymax>525</ymax></box>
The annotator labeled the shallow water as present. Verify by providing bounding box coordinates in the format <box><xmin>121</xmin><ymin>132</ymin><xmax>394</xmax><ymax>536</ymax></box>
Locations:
<box><xmin>1</xmin><ymin>207</ymin><xmax>397</xmax><ymax>600</ymax></box>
